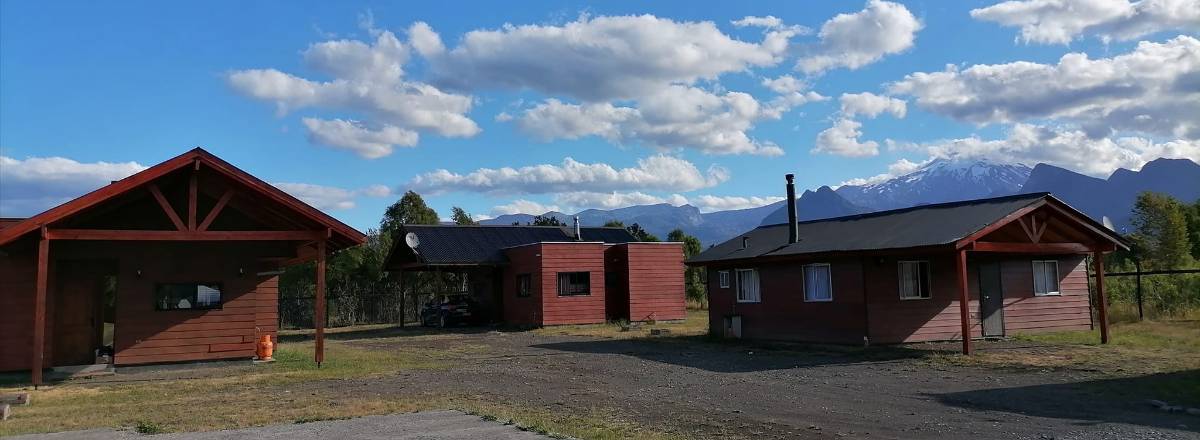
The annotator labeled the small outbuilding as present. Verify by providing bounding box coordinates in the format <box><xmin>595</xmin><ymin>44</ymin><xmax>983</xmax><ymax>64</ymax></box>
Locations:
<box><xmin>0</xmin><ymin>148</ymin><xmax>365</xmax><ymax>385</ymax></box>
<box><xmin>687</xmin><ymin>175</ymin><xmax>1127</xmax><ymax>354</ymax></box>
<box><xmin>383</xmin><ymin>224</ymin><xmax>686</xmax><ymax>326</ymax></box>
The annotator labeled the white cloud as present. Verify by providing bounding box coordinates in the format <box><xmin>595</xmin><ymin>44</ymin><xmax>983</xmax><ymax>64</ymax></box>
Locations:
<box><xmin>889</xmin><ymin>36</ymin><xmax>1200</xmax><ymax>139</ymax></box>
<box><xmin>301</xmin><ymin>118</ymin><xmax>418</xmax><ymax>159</ymax></box>
<box><xmin>554</xmin><ymin>191</ymin><xmax>689</xmax><ymax>210</ymax></box>
<box><xmin>732</xmin><ymin>16</ymin><xmax>785</xmax><ymax>29</ymax></box>
<box><xmin>762</xmin><ymin>75</ymin><xmax>808</xmax><ymax>94</ymax></box>
<box><xmin>0</xmin><ymin>155</ymin><xmax>147</xmax><ymax>217</ymax></box>
<box><xmin>511</xmin><ymin>85</ymin><xmax>809</xmax><ymax>156</ymax></box>
<box><xmin>690</xmin><ymin>194</ymin><xmax>785</xmax><ymax>212</ymax></box>
<box><xmin>839</xmin><ymin>158</ymin><xmax>929</xmax><ymax>186</ymax></box>
<box><xmin>410</xmin><ymin>155</ymin><xmax>729</xmax><ymax>195</ymax></box>
<box><xmin>839</xmin><ymin>92</ymin><xmax>907</xmax><ymax>118</ymax></box>
<box><xmin>424</xmin><ymin>14</ymin><xmax>798</xmax><ymax>101</ymax></box>
<box><xmin>891</xmin><ymin>123</ymin><xmax>1200</xmax><ymax>176</ymax></box>
<box><xmin>273</xmin><ymin>182</ymin><xmax>393</xmax><ymax>211</ymax></box>
<box><xmin>491</xmin><ymin>199</ymin><xmax>561</xmax><ymax>216</ymax></box>
<box><xmin>227</xmin><ymin>29</ymin><xmax>479</xmax><ymax>157</ymax></box>
<box><xmin>796</xmin><ymin>0</ymin><xmax>923</xmax><ymax>74</ymax></box>
<box><xmin>971</xmin><ymin>0</ymin><xmax>1200</xmax><ymax>44</ymax></box>
<box><xmin>813</xmin><ymin>118</ymin><xmax>880</xmax><ymax>157</ymax></box>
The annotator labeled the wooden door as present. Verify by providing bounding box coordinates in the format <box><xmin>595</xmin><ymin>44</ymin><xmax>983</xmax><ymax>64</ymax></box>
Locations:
<box><xmin>978</xmin><ymin>262</ymin><xmax>1005</xmax><ymax>337</ymax></box>
<box><xmin>52</xmin><ymin>261</ymin><xmax>104</xmax><ymax>366</ymax></box>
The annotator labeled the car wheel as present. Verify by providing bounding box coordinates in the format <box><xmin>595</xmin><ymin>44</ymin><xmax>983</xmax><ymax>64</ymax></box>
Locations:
<box><xmin>438</xmin><ymin>315</ymin><xmax>447</xmax><ymax>328</ymax></box>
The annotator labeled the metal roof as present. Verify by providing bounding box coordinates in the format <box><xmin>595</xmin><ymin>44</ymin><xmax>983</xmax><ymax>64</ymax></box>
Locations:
<box><xmin>384</xmin><ymin>224</ymin><xmax>638</xmax><ymax>269</ymax></box>
<box><xmin>688</xmin><ymin>192</ymin><xmax>1117</xmax><ymax>264</ymax></box>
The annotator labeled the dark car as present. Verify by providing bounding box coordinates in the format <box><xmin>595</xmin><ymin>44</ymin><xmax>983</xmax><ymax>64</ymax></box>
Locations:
<box><xmin>420</xmin><ymin>295</ymin><xmax>480</xmax><ymax>328</ymax></box>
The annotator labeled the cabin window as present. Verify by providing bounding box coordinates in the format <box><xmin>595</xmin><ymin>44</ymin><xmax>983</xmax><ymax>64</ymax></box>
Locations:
<box><xmin>557</xmin><ymin>272</ymin><xmax>591</xmax><ymax>296</ymax></box>
<box><xmin>155</xmin><ymin>283</ymin><xmax>222</xmax><ymax>310</ymax></box>
<box><xmin>718</xmin><ymin>270</ymin><xmax>730</xmax><ymax>288</ymax></box>
<box><xmin>736</xmin><ymin>269</ymin><xmax>760</xmax><ymax>303</ymax></box>
<box><xmin>516</xmin><ymin>274</ymin><xmax>532</xmax><ymax>297</ymax></box>
<box><xmin>898</xmin><ymin>261</ymin><xmax>932</xmax><ymax>300</ymax></box>
<box><xmin>1032</xmin><ymin>260</ymin><xmax>1060</xmax><ymax>296</ymax></box>
<box><xmin>803</xmin><ymin>264</ymin><xmax>833</xmax><ymax>302</ymax></box>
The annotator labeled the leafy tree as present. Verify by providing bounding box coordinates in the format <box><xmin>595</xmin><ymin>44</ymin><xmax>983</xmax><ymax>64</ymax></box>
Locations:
<box><xmin>625</xmin><ymin>223</ymin><xmax>659</xmax><ymax>242</ymax></box>
<box><xmin>602</xmin><ymin>220</ymin><xmax>624</xmax><ymax>228</ymax></box>
<box><xmin>380</xmin><ymin>191</ymin><xmax>440</xmax><ymax>235</ymax></box>
<box><xmin>668</xmin><ymin>229</ymin><xmax>705</xmax><ymax>304</ymax></box>
<box><xmin>451</xmin><ymin>207</ymin><xmax>477</xmax><ymax>225</ymax></box>
<box><xmin>1187</xmin><ymin>199</ymin><xmax>1200</xmax><ymax>261</ymax></box>
<box><xmin>1130</xmin><ymin>192</ymin><xmax>1193</xmax><ymax>269</ymax></box>
<box><xmin>530</xmin><ymin>215</ymin><xmax>563</xmax><ymax>226</ymax></box>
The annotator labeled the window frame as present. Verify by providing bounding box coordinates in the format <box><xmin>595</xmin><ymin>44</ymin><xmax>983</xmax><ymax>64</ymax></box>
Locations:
<box><xmin>897</xmin><ymin>260</ymin><xmax>933</xmax><ymax>300</ymax></box>
<box><xmin>718</xmin><ymin>270</ymin><xmax>730</xmax><ymax>288</ymax></box>
<box><xmin>154</xmin><ymin>282</ymin><xmax>224</xmax><ymax>311</ymax></box>
<box><xmin>1032</xmin><ymin>260</ymin><xmax>1061</xmax><ymax>296</ymax></box>
<box><xmin>802</xmin><ymin>263</ymin><xmax>834</xmax><ymax>302</ymax></box>
<box><xmin>556</xmin><ymin>271</ymin><xmax>592</xmax><ymax>297</ymax></box>
<box><xmin>516</xmin><ymin>273</ymin><xmax>532</xmax><ymax>298</ymax></box>
<box><xmin>735</xmin><ymin>268</ymin><xmax>761</xmax><ymax>303</ymax></box>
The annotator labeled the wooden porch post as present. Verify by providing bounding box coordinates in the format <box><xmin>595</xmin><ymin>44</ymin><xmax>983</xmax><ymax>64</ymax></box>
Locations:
<box><xmin>315</xmin><ymin>239</ymin><xmax>326</xmax><ymax>366</ymax></box>
<box><xmin>31</xmin><ymin>228</ymin><xmax>49</xmax><ymax>388</ymax></box>
<box><xmin>956</xmin><ymin>249</ymin><xmax>972</xmax><ymax>355</ymax></box>
<box><xmin>1093</xmin><ymin>251</ymin><xmax>1110</xmax><ymax>344</ymax></box>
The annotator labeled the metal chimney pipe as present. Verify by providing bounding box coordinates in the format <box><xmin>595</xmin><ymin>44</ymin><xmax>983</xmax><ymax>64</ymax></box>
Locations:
<box><xmin>786</xmin><ymin>174</ymin><xmax>799</xmax><ymax>244</ymax></box>
<box><xmin>573</xmin><ymin>216</ymin><xmax>582</xmax><ymax>241</ymax></box>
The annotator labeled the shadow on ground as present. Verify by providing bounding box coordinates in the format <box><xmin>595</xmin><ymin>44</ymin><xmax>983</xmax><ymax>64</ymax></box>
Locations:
<box><xmin>279</xmin><ymin>324</ymin><xmax>513</xmax><ymax>343</ymax></box>
<box><xmin>531</xmin><ymin>335</ymin><xmax>946</xmax><ymax>373</ymax></box>
<box><xmin>931</xmin><ymin>370</ymin><xmax>1200</xmax><ymax>432</ymax></box>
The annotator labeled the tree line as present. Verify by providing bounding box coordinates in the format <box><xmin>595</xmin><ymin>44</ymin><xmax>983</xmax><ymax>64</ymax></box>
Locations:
<box><xmin>1101</xmin><ymin>192</ymin><xmax>1200</xmax><ymax>319</ymax></box>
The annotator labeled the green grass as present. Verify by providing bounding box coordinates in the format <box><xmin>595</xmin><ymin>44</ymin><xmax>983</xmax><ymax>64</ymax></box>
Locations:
<box><xmin>532</xmin><ymin>309</ymin><xmax>709</xmax><ymax>339</ymax></box>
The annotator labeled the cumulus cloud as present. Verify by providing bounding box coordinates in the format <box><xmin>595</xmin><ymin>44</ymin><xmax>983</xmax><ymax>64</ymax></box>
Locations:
<box><xmin>0</xmin><ymin>155</ymin><xmax>147</xmax><ymax>216</ymax></box>
<box><xmin>889</xmin><ymin>124</ymin><xmax>1200</xmax><ymax>176</ymax></box>
<box><xmin>273</xmin><ymin>182</ymin><xmax>392</xmax><ymax>211</ymax></box>
<box><xmin>796</xmin><ymin>0</ymin><xmax>923</xmax><ymax>74</ymax></box>
<box><xmin>839</xmin><ymin>158</ymin><xmax>929</xmax><ymax>186</ymax></box>
<box><xmin>839</xmin><ymin>92</ymin><xmax>907</xmax><ymax>118</ymax></box>
<box><xmin>813</xmin><ymin>118</ymin><xmax>880</xmax><ymax>157</ymax></box>
<box><xmin>226</xmin><ymin>29</ymin><xmax>480</xmax><ymax>158</ymax></box>
<box><xmin>971</xmin><ymin>0</ymin><xmax>1200</xmax><ymax>44</ymax></box>
<box><xmin>689</xmin><ymin>195</ymin><xmax>785</xmax><ymax>212</ymax></box>
<box><xmin>491</xmin><ymin>199</ymin><xmax>561</xmax><ymax>216</ymax></box>
<box><xmin>889</xmin><ymin>36</ymin><xmax>1200</xmax><ymax>140</ymax></box>
<box><xmin>410</xmin><ymin>155</ymin><xmax>729</xmax><ymax>195</ymax></box>
<box><xmin>554</xmin><ymin>191</ymin><xmax>689</xmax><ymax>210</ymax></box>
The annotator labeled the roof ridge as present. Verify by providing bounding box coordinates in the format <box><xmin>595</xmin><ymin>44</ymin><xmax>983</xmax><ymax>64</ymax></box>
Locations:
<box><xmin>758</xmin><ymin>192</ymin><xmax>1050</xmax><ymax>229</ymax></box>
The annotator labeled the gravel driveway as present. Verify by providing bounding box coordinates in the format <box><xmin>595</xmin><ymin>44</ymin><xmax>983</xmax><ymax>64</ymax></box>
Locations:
<box><xmin>9</xmin><ymin>411</ymin><xmax>551</xmax><ymax>440</ymax></box>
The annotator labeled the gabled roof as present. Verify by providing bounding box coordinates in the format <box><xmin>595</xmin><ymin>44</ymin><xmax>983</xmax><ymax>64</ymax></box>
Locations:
<box><xmin>0</xmin><ymin>148</ymin><xmax>365</xmax><ymax>249</ymax></box>
<box><xmin>688</xmin><ymin>193</ymin><xmax>1126</xmax><ymax>265</ymax></box>
<box><xmin>384</xmin><ymin>224</ymin><xmax>637</xmax><ymax>269</ymax></box>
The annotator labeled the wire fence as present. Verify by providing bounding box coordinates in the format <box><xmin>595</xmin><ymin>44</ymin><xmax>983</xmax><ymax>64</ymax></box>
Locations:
<box><xmin>1089</xmin><ymin>264</ymin><xmax>1200</xmax><ymax>322</ymax></box>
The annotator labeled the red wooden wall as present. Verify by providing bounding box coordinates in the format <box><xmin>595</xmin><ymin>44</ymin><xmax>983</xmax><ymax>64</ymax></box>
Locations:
<box><xmin>502</xmin><ymin>245</ymin><xmax>543</xmax><ymax>325</ymax></box>
<box><xmin>538</xmin><ymin>243</ymin><xmax>607</xmax><ymax>325</ymax></box>
<box><xmin>622</xmin><ymin>243</ymin><xmax>686</xmax><ymax>322</ymax></box>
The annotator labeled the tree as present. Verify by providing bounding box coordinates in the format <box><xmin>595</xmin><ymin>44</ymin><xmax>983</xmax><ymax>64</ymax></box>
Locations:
<box><xmin>668</xmin><ymin>229</ymin><xmax>705</xmax><ymax>304</ymax></box>
<box><xmin>625</xmin><ymin>223</ymin><xmax>659</xmax><ymax>242</ymax></box>
<box><xmin>603</xmin><ymin>220</ymin><xmax>624</xmax><ymax>228</ymax></box>
<box><xmin>1187</xmin><ymin>199</ymin><xmax>1200</xmax><ymax>261</ymax></box>
<box><xmin>530</xmin><ymin>215</ymin><xmax>563</xmax><ymax>226</ymax></box>
<box><xmin>451</xmin><ymin>207</ymin><xmax>477</xmax><ymax>225</ymax></box>
<box><xmin>380</xmin><ymin>191</ymin><xmax>440</xmax><ymax>235</ymax></box>
<box><xmin>1130</xmin><ymin>192</ymin><xmax>1193</xmax><ymax>269</ymax></box>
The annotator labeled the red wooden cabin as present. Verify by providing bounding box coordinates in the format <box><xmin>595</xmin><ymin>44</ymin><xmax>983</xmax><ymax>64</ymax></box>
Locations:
<box><xmin>384</xmin><ymin>224</ymin><xmax>686</xmax><ymax>326</ymax></box>
<box><xmin>0</xmin><ymin>148</ymin><xmax>365</xmax><ymax>385</ymax></box>
<box><xmin>687</xmin><ymin>175</ymin><xmax>1127</xmax><ymax>353</ymax></box>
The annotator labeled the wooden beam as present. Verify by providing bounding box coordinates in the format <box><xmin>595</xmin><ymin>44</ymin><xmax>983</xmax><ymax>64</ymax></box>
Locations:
<box><xmin>955</xmin><ymin>200</ymin><xmax>1047</xmax><ymax>249</ymax></box>
<box><xmin>188</xmin><ymin>171</ymin><xmax>198</xmax><ymax>231</ymax></box>
<box><xmin>32</xmin><ymin>229</ymin><xmax>49</xmax><ymax>388</ymax></box>
<box><xmin>197</xmin><ymin>190</ymin><xmax>233</xmax><ymax>231</ymax></box>
<box><xmin>147</xmin><ymin>184</ymin><xmax>186</xmax><ymax>231</ymax></box>
<box><xmin>956</xmin><ymin>249</ymin><xmax>972</xmax><ymax>355</ymax></box>
<box><xmin>1093</xmin><ymin>251</ymin><xmax>1110</xmax><ymax>344</ymax></box>
<box><xmin>1017</xmin><ymin>217</ymin><xmax>1037</xmax><ymax>243</ymax></box>
<box><xmin>46</xmin><ymin>229</ymin><xmax>324</xmax><ymax>241</ymax></box>
<box><xmin>969</xmin><ymin>242</ymin><xmax>1093</xmax><ymax>254</ymax></box>
<box><xmin>315</xmin><ymin>239</ymin><xmax>326</xmax><ymax>366</ymax></box>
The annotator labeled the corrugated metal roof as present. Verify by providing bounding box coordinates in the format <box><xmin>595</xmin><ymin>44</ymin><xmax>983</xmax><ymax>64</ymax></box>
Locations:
<box><xmin>386</xmin><ymin>225</ymin><xmax>638</xmax><ymax>268</ymax></box>
<box><xmin>689</xmin><ymin>193</ymin><xmax>1050</xmax><ymax>264</ymax></box>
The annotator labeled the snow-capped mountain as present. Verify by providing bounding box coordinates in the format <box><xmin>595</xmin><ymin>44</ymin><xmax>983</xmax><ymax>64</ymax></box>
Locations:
<box><xmin>836</xmin><ymin>158</ymin><xmax>1033</xmax><ymax>211</ymax></box>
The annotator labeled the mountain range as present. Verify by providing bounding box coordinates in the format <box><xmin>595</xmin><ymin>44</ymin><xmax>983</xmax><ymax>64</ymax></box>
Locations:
<box><xmin>481</xmin><ymin>157</ymin><xmax>1200</xmax><ymax>246</ymax></box>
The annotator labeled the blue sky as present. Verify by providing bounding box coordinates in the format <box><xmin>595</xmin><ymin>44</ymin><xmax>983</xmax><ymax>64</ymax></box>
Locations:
<box><xmin>2</xmin><ymin>0</ymin><xmax>1197</xmax><ymax>231</ymax></box>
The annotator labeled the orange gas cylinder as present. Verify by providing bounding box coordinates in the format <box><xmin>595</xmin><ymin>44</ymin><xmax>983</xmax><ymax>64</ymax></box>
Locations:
<box><xmin>256</xmin><ymin>334</ymin><xmax>274</xmax><ymax>360</ymax></box>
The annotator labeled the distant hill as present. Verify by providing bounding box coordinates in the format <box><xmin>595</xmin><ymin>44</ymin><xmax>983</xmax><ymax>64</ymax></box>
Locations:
<box><xmin>1020</xmin><ymin>158</ymin><xmax>1200</xmax><ymax>232</ymax></box>
<box><xmin>759</xmin><ymin>186</ymin><xmax>866</xmax><ymax>226</ymax></box>
<box><xmin>836</xmin><ymin>158</ymin><xmax>1032</xmax><ymax>211</ymax></box>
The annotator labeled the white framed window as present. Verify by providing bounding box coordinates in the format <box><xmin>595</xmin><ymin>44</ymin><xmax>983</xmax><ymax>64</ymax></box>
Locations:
<box><xmin>803</xmin><ymin>264</ymin><xmax>833</xmax><ymax>302</ymax></box>
<box><xmin>735</xmin><ymin>269</ymin><xmax>760</xmax><ymax>303</ymax></box>
<box><xmin>718</xmin><ymin>270</ymin><xmax>730</xmax><ymax>288</ymax></box>
<box><xmin>898</xmin><ymin>261</ymin><xmax>932</xmax><ymax>300</ymax></box>
<box><xmin>1032</xmin><ymin>260</ymin><xmax>1060</xmax><ymax>296</ymax></box>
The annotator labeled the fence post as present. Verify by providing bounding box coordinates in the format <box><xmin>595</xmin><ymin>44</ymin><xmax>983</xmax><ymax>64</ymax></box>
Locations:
<box><xmin>1135</xmin><ymin>259</ymin><xmax>1144</xmax><ymax>321</ymax></box>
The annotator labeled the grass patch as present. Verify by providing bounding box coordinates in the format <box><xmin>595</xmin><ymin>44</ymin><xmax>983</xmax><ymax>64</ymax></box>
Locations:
<box><xmin>457</xmin><ymin>400</ymin><xmax>684</xmax><ymax>440</ymax></box>
<box><xmin>533</xmin><ymin>309</ymin><xmax>709</xmax><ymax>339</ymax></box>
<box><xmin>134</xmin><ymin>420</ymin><xmax>167</xmax><ymax>435</ymax></box>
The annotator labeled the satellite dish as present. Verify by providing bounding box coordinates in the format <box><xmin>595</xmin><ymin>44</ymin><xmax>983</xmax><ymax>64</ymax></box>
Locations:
<box><xmin>1101</xmin><ymin>216</ymin><xmax>1115</xmax><ymax>231</ymax></box>
<box><xmin>405</xmin><ymin>232</ymin><xmax>421</xmax><ymax>249</ymax></box>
